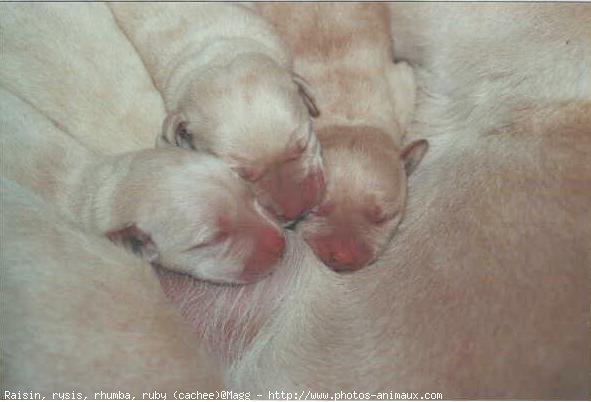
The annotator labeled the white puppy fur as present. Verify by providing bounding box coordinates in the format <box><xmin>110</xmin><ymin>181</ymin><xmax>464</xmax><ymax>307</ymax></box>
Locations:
<box><xmin>0</xmin><ymin>88</ymin><xmax>285</xmax><ymax>285</ymax></box>
<box><xmin>0</xmin><ymin>2</ymin><xmax>165</xmax><ymax>154</ymax></box>
<box><xmin>1</xmin><ymin>178</ymin><xmax>223</xmax><ymax>395</ymax></box>
<box><xmin>109</xmin><ymin>3</ymin><xmax>326</xmax><ymax>222</ymax></box>
<box><xmin>256</xmin><ymin>3</ymin><xmax>428</xmax><ymax>271</ymax></box>
<box><xmin>388</xmin><ymin>3</ymin><xmax>591</xmax><ymax>139</ymax></box>
<box><xmin>160</xmin><ymin>4</ymin><xmax>591</xmax><ymax>397</ymax></box>
<box><xmin>2</xmin><ymin>3</ymin><xmax>589</xmax><ymax>397</ymax></box>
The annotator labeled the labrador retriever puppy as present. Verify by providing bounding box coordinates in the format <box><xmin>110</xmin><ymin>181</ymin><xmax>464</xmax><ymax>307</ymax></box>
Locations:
<box><xmin>109</xmin><ymin>3</ymin><xmax>325</xmax><ymax>222</ymax></box>
<box><xmin>1</xmin><ymin>178</ymin><xmax>223</xmax><ymax>395</ymax></box>
<box><xmin>0</xmin><ymin>88</ymin><xmax>285</xmax><ymax>285</ymax></box>
<box><xmin>256</xmin><ymin>3</ymin><xmax>428</xmax><ymax>271</ymax></box>
<box><xmin>222</xmin><ymin>100</ymin><xmax>591</xmax><ymax>398</ymax></box>
<box><xmin>0</xmin><ymin>2</ymin><xmax>164</xmax><ymax>154</ymax></box>
<box><xmin>206</xmin><ymin>4</ymin><xmax>587</xmax><ymax>396</ymax></box>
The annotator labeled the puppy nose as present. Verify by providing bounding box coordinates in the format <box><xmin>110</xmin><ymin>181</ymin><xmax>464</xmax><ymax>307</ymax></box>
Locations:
<box><xmin>276</xmin><ymin>170</ymin><xmax>325</xmax><ymax>221</ymax></box>
<box><xmin>279</xmin><ymin>202</ymin><xmax>307</xmax><ymax>221</ymax></box>
<box><xmin>259</xmin><ymin>227</ymin><xmax>286</xmax><ymax>255</ymax></box>
<box><xmin>311</xmin><ymin>237</ymin><xmax>372</xmax><ymax>272</ymax></box>
<box><xmin>264</xmin><ymin>201</ymin><xmax>305</xmax><ymax>223</ymax></box>
<box><xmin>329</xmin><ymin>246</ymin><xmax>356</xmax><ymax>268</ymax></box>
<box><xmin>241</xmin><ymin>226</ymin><xmax>285</xmax><ymax>282</ymax></box>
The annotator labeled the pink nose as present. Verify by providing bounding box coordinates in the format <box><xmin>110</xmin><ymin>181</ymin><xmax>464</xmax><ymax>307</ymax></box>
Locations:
<box><xmin>278</xmin><ymin>200</ymin><xmax>308</xmax><ymax>222</ymax></box>
<box><xmin>241</xmin><ymin>226</ymin><xmax>286</xmax><ymax>282</ymax></box>
<box><xmin>274</xmin><ymin>169</ymin><xmax>326</xmax><ymax>221</ymax></box>
<box><xmin>309</xmin><ymin>236</ymin><xmax>372</xmax><ymax>272</ymax></box>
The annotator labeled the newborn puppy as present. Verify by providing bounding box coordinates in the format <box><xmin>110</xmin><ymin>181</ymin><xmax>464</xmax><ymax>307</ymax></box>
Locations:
<box><xmin>109</xmin><ymin>3</ymin><xmax>325</xmax><ymax>222</ymax></box>
<box><xmin>2</xmin><ymin>178</ymin><xmax>223</xmax><ymax>394</ymax></box>
<box><xmin>299</xmin><ymin>127</ymin><xmax>426</xmax><ymax>271</ymax></box>
<box><xmin>1</xmin><ymin>88</ymin><xmax>285</xmax><ymax>284</ymax></box>
<box><xmin>257</xmin><ymin>3</ymin><xmax>428</xmax><ymax>271</ymax></box>
<box><xmin>85</xmin><ymin>150</ymin><xmax>286</xmax><ymax>284</ymax></box>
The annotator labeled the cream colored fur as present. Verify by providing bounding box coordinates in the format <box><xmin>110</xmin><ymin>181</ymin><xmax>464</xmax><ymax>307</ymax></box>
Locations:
<box><xmin>388</xmin><ymin>3</ymin><xmax>591</xmax><ymax>140</ymax></box>
<box><xmin>1</xmin><ymin>3</ymin><xmax>589</xmax><ymax>398</ymax></box>
<box><xmin>225</xmin><ymin>102</ymin><xmax>591</xmax><ymax>397</ymax></box>
<box><xmin>255</xmin><ymin>3</ymin><xmax>426</xmax><ymax>271</ymax></box>
<box><xmin>109</xmin><ymin>3</ymin><xmax>325</xmax><ymax>221</ymax></box>
<box><xmin>256</xmin><ymin>3</ymin><xmax>415</xmax><ymax>138</ymax></box>
<box><xmin>1</xmin><ymin>178</ymin><xmax>223</xmax><ymax>395</ymax></box>
<box><xmin>160</xmin><ymin>4</ymin><xmax>590</xmax><ymax>397</ymax></box>
<box><xmin>0</xmin><ymin>88</ymin><xmax>284</xmax><ymax>284</ymax></box>
<box><xmin>0</xmin><ymin>3</ymin><xmax>165</xmax><ymax>154</ymax></box>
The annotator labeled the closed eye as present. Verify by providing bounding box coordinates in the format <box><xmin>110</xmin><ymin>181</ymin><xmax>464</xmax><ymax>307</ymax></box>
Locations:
<box><xmin>285</xmin><ymin>141</ymin><xmax>307</xmax><ymax>162</ymax></box>
<box><xmin>310</xmin><ymin>202</ymin><xmax>333</xmax><ymax>217</ymax></box>
<box><xmin>286</xmin><ymin>128</ymin><xmax>313</xmax><ymax>162</ymax></box>
<box><xmin>183</xmin><ymin>231</ymin><xmax>229</xmax><ymax>252</ymax></box>
<box><xmin>235</xmin><ymin>166</ymin><xmax>264</xmax><ymax>182</ymax></box>
<box><xmin>366</xmin><ymin>209</ymin><xmax>399</xmax><ymax>225</ymax></box>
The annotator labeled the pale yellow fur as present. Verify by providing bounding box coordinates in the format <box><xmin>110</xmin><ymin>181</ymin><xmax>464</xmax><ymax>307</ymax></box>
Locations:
<box><xmin>0</xmin><ymin>3</ymin><xmax>164</xmax><ymax>154</ymax></box>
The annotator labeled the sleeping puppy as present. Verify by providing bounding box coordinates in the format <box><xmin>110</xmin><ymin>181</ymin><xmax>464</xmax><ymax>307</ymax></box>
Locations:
<box><xmin>109</xmin><ymin>3</ymin><xmax>325</xmax><ymax>223</ymax></box>
<box><xmin>1</xmin><ymin>88</ymin><xmax>285</xmax><ymax>285</ymax></box>
<box><xmin>301</xmin><ymin>126</ymin><xmax>426</xmax><ymax>271</ymax></box>
<box><xmin>82</xmin><ymin>149</ymin><xmax>286</xmax><ymax>284</ymax></box>
<box><xmin>256</xmin><ymin>3</ymin><xmax>428</xmax><ymax>271</ymax></box>
<box><xmin>2</xmin><ymin>178</ymin><xmax>223</xmax><ymax>394</ymax></box>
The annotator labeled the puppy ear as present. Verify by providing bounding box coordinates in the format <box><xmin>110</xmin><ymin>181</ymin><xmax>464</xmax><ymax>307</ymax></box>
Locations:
<box><xmin>159</xmin><ymin>111</ymin><xmax>196</xmax><ymax>150</ymax></box>
<box><xmin>292</xmin><ymin>72</ymin><xmax>320</xmax><ymax>118</ymax></box>
<box><xmin>106</xmin><ymin>224</ymin><xmax>159</xmax><ymax>263</ymax></box>
<box><xmin>401</xmin><ymin>139</ymin><xmax>429</xmax><ymax>176</ymax></box>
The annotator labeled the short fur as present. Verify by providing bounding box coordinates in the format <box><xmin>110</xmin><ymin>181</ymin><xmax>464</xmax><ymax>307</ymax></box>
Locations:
<box><xmin>256</xmin><ymin>3</ymin><xmax>427</xmax><ymax>271</ymax></box>
<box><xmin>0</xmin><ymin>3</ymin><xmax>164</xmax><ymax>153</ymax></box>
<box><xmin>2</xmin><ymin>3</ymin><xmax>589</xmax><ymax>397</ymax></box>
<box><xmin>162</xmin><ymin>4</ymin><xmax>590</xmax><ymax>397</ymax></box>
<box><xmin>0</xmin><ymin>88</ymin><xmax>285</xmax><ymax>284</ymax></box>
<box><xmin>110</xmin><ymin>3</ymin><xmax>326</xmax><ymax>221</ymax></box>
<box><xmin>1</xmin><ymin>178</ymin><xmax>223</xmax><ymax>394</ymax></box>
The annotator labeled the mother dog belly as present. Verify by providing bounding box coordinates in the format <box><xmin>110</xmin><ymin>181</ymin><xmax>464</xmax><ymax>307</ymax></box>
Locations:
<box><xmin>223</xmin><ymin>103</ymin><xmax>591</xmax><ymax>397</ymax></box>
<box><xmin>0</xmin><ymin>3</ymin><xmax>165</xmax><ymax>154</ymax></box>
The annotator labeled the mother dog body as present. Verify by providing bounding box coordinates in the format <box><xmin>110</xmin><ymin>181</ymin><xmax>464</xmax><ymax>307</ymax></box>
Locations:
<box><xmin>163</xmin><ymin>4</ymin><xmax>591</xmax><ymax>397</ymax></box>
<box><xmin>2</xmin><ymin>3</ymin><xmax>589</xmax><ymax>397</ymax></box>
<box><xmin>0</xmin><ymin>3</ymin><xmax>165</xmax><ymax>153</ymax></box>
<box><xmin>1</xmin><ymin>178</ymin><xmax>223</xmax><ymax>395</ymax></box>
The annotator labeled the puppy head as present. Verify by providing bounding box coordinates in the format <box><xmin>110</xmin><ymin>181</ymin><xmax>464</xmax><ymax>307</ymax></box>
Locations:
<box><xmin>297</xmin><ymin>126</ymin><xmax>428</xmax><ymax>272</ymax></box>
<box><xmin>107</xmin><ymin>149</ymin><xmax>285</xmax><ymax>285</ymax></box>
<box><xmin>159</xmin><ymin>54</ymin><xmax>325</xmax><ymax>223</ymax></box>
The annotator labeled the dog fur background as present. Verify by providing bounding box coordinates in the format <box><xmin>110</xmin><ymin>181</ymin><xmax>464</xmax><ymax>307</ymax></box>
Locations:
<box><xmin>1</xmin><ymin>2</ymin><xmax>590</xmax><ymax>398</ymax></box>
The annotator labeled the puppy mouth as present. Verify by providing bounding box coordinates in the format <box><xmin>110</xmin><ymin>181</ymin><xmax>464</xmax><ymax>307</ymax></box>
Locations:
<box><xmin>237</xmin><ymin>267</ymin><xmax>276</xmax><ymax>284</ymax></box>
<box><xmin>152</xmin><ymin>262</ymin><xmax>274</xmax><ymax>287</ymax></box>
<box><xmin>283</xmin><ymin>213</ymin><xmax>308</xmax><ymax>231</ymax></box>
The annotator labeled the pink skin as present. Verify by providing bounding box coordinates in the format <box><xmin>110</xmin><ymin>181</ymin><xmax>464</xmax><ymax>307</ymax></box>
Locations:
<box><xmin>295</xmin><ymin>127</ymin><xmax>429</xmax><ymax>274</ymax></box>
<box><xmin>301</xmin><ymin>200</ymin><xmax>402</xmax><ymax>273</ymax></box>
<box><xmin>307</xmin><ymin>233</ymin><xmax>373</xmax><ymax>272</ymax></box>
<box><xmin>255</xmin><ymin>164</ymin><xmax>325</xmax><ymax>222</ymax></box>
<box><xmin>241</xmin><ymin>225</ymin><xmax>286</xmax><ymax>282</ymax></box>
<box><xmin>213</xmin><ymin>210</ymin><xmax>286</xmax><ymax>283</ymax></box>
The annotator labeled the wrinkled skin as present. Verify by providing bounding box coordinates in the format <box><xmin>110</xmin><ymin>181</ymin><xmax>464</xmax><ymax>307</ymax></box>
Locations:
<box><xmin>298</xmin><ymin>126</ymin><xmax>427</xmax><ymax>272</ymax></box>
<box><xmin>0</xmin><ymin>87</ymin><xmax>286</xmax><ymax>285</ymax></box>
<box><xmin>159</xmin><ymin>55</ymin><xmax>326</xmax><ymax>223</ymax></box>
<box><xmin>160</xmin><ymin>3</ymin><xmax>591</xmax><ymax>398</ymax></box>
<box><xmin>110</xmin><ymin>3</ymin><xmax>327</xmax><ymax>223</ymax></box>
